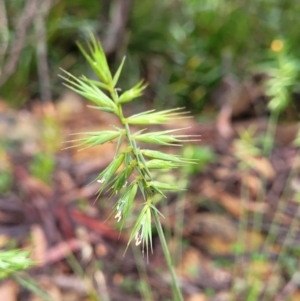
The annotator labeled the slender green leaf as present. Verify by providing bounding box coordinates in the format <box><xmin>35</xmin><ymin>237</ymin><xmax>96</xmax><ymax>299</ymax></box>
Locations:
<box><xmin>113</xmin><ymin>56</ymin><xmax>126</xmax><ymax>87</ymax></box>
<box><xmin>115</xmin><ymin>134</ymin><xmax>125</xmax><ymax>155</ymax></box>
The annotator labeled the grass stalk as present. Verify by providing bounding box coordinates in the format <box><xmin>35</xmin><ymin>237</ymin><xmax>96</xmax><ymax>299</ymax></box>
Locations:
<box><xmin>260</xmin><ymin>200</ymin><xmax>300</xmax><ymax>301</ymax></box>
<box><xmin>61</xmin><ymin>34</ymin><xmax>192</xmax><ymax>300</ymax></box>
<box><xmin>132</xmin><ymin>245</ymin><xmax>154</xmax><ymax>301</ymax></box>
<box><xmin>262</xmin><ymin>110</ymin><xmax>279</xmax><ymax>157</ymax></box>
<box><xmin>230</xmin><ymin>170</ymin><xmax>250</xmax><ymax>300</ymax></box>
<box><xmin>153</xmin><ymin>209</ymin><xmax>184</xmax><ymax>301</ymax></box>
<box><xmin>12</xmin><ymin>274</ymin><xmax>53</xmax><ymax>301</ymax></box>
<box><xmin>260</xmin><ymin>151</ymin><xmax>300</xmax><ymax>253</ymax></box>
<box><xmin>250</xmin><ymin>110</ymin><xmax>280</xmax><ymax>238</ymax></box>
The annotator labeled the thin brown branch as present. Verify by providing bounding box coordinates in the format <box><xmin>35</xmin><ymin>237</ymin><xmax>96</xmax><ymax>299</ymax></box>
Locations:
<box><xmin>103</xmin><ymin>0</ymin><xmax>132</xmax><ymax>55</ymax></box>
<box><xmin>0</xmin><ymin>0</ymin><xmax>59</xmax><ymax>87</ymax></box>
<box><xmin>0</xmin><ymin>0</ymin><xmax>39</xmax><ymax>86</ymax></box>
<box><xmin>34</xmin><ymin>0</ymin><xmax>53</xmax><ymax>102</ymax></box>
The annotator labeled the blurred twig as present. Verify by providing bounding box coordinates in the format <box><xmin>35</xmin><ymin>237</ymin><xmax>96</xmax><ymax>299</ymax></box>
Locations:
<box><xmin>34</xmin><ymin>0</ymin><xmax>53</xmax><ymax>102</ymax></box>
<box><xmin>103</xmin><ymin>0</ymin><xmax>132</xmax><ymax>56</ymax></box>
<box><xmin>0</xmin><ymin>0</ymin><xmax>39</xmax><ymax>86</ymax></box>
<box><xmin>0</xmin><ymin>0</ymin><xmax>9</xmax><ymax>72</ymax></box>
<box><xmin>274</xmin><ymin>271</ymin><xmax>300</xmax><ymax>301</ymax></box>
<box><xmin>0</xmin><ymin>0</ymin><xmax>58</xmax><ymax>88</ymax></box>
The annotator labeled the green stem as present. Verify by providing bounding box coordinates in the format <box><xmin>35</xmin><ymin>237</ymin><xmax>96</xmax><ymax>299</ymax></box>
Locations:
<box><xmin>132</xmin><ymin>245</ymin><xmax>154</xmax><ymax>301</ymax></box>
<box><xmin>153</xmin><ymin>209</ymin><xmax>184</xmax><ymax>301</ymax></box>
<box><xmin>110</xmin><ymin>77</ymin><xmax>182</xmax><ymax>300</ymax></box>
<box><xmin>263</xmin><ymin>110</ymin><xmax>279</xmax><ymax>156</ymax></box>
<box><xmin>230</xmin><ymin>170</ymin><xmax>250</xmax><ymax>300</ymax></box>
<box><xmin>260</xmin><ymin>202</ymin><xmax>300</xmax><ymax>301</ymax></box>
<box><xmin>13</xmin><ymin>273</ymin><xmax>53</xmax><ymax>301</ymax></box>
<box><xmin>250</xmin><ymin>109</ymin><xmax>279</xmax><ymax>237</ymax></box>
<box><xmin>261</xmin><ymin>150</ymin><xmax>300</xmax><ymax>252</ymax></box>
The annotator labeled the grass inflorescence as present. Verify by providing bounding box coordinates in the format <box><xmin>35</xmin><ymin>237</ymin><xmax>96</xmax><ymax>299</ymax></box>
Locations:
<box><xmin>60</xmin><ymin>33</ymin><xmax>198</xmax><ymax>301</ymax></box>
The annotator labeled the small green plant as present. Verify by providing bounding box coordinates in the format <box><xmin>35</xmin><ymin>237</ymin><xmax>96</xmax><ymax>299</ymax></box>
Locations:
<box><xmin>182</xmin><ymin>145</ymin><xmax>217</xmax><ymax>174</ymax></box>
<box><xmin>61</xmin><ymin>33</ymin><xmax>197</xmax><ymax>301</ymax></box>
<box><xmin>263</xmin><ymin>40</ymin><xmax>299</xmax><ymax>154</ymax></box>
<box><xmin>0</xmin><ymin>249</ymin><xmax>33</xmax><ymax>280</ymax></box>
<box><xmin>0</xmin><ymin>249</ymin><xmax>53</xmax><ymax>300</ymax></box>
<box><xmin>229</xmin><ymin>39</ymin><xmax>300</xmax><ymax>301</ymax></box>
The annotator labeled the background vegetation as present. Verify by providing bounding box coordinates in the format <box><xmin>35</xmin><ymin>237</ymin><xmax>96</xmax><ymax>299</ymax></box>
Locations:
<box><xmin>1</xmin><ymin>0</ymin><xmax>300</xmax><ymax>111</ymax></box>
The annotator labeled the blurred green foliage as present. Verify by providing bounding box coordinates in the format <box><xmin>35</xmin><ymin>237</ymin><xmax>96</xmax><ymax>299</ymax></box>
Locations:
<box><xmin>182</xmin><ymin>145</ymin><xmax>217</xmax><ymax>174</ymax></box>
<box><xmin>28</xmin><ymin>114</ymin><xmax>61</xmax><ymax>184</ymax></box>
<box><xmin>0</xmin><ymin>249</ymin><xmax>33</xmax><ymax>280</ymax></box>
<box><xmin>29</xmin><ymin>152</ymin><xmax>55</xmax><ymax>184</ymax></box>
<box><xmin>0</xmin><ymin>147</ymin><xmax>12</xmax><ymax>194</ymax></box>
<box><xmin>0</xmin><ymin>171</ymin><xmax>12</xmax><ymax>194</ymax></box>
<box><xmin>1</xmin><ymin>0</ymin><xmax>300</xmax><ymax>112</ymax></box>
